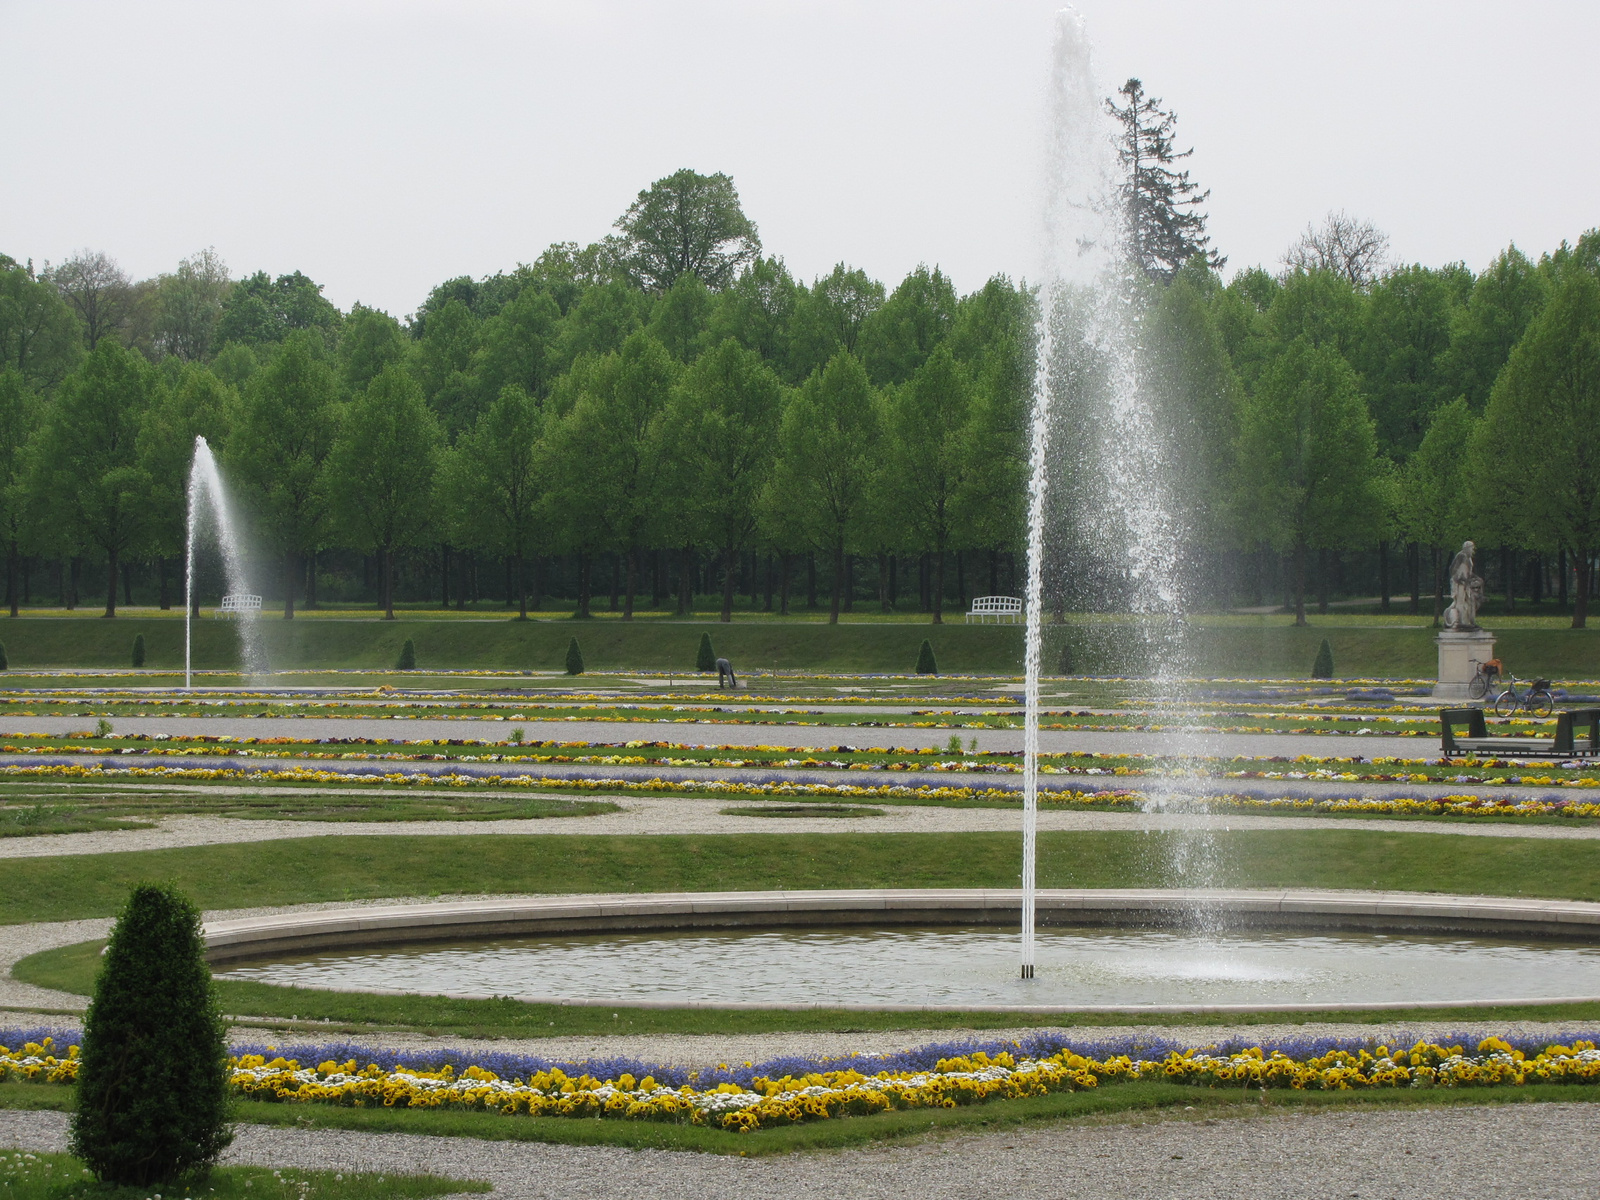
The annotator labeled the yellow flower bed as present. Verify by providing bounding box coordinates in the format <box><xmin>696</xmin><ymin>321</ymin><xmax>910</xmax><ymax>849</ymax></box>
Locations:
<box><xmin>7</xmin><ymin>1037</ymin><xmax>1599</xmax><ymax>1133</ymax></box>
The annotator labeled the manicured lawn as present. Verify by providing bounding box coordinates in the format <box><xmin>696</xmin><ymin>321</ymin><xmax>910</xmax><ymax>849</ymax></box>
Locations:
<box><xmin>1</xmin><ymin>1079</ymin><xmax>1595</xmax><ymax>1158</ymax></box>
<box><xmin>0</xmin><ymin>1142</ymin><xmax>485</xmax><ymax>1197</ymax></box>
<box><xmin>8</xmin><ymin>610</ymin><xmax>1600</xmax><ymax>677</ymax></box>
<box><xmin>3</xmin><ymin>829</ymin><xmax>1598</xmax><ymax>926</ymax></box>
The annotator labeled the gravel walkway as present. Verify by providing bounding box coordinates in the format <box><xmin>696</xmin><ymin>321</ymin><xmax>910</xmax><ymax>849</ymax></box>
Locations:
<box><xmin>0</xmin><ymin>713</ymin><xmax>1427</xmax><ymax>758</ymax></box>
<box><xmin>2</xmin><ymin>1104</ymin><xmax>1597</xmax><ymax>1197</ymax></box>
<box><xmin>3</xmin><ymin>797</ymin><xmax>1598</xmax><ymax>861</ymax></box>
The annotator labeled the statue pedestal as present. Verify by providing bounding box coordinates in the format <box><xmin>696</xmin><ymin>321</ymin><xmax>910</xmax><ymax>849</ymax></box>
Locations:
<box><xmin>1435</xmin><ymin>630</ymin><xmax>1496</xmax><ymax>701</ymax></box>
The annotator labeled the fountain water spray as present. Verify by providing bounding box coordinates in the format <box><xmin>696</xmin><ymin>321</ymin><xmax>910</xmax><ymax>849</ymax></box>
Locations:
<box><xmin>1020</xmin><ymin>9</ymin><xmax>1195</xmax><ymax>977</ymax></box>
<box><xmin>184</xmin><ymin>436</ymin><xmax>266</xmax><ymax>686</ymax></box>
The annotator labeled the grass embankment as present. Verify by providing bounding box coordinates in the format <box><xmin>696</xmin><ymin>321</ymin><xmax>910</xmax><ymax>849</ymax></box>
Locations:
<box><xmin>6</xmin><ymin>611</ymin><xmax>1600</xmax><ymax>677</ymax></box>
<box><xmin>0</xmin><ymin>1144</ymin><xmax>485</xmax><ymax>1197</ymax></box>
<box><xmin>2</xmin><ymin>1080</ymin><xmax>1595</xmax><ymax>1158</ymax></box>
<box><xmin>6</xmin><ymin>829</ymin><xmax>1600</xmax><ymax>927</ymax></box>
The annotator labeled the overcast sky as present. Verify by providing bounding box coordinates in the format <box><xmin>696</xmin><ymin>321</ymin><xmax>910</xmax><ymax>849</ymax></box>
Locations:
<box><xmin>4</xmin><ymin>0</ymin><xmax>1595</xmax><ymax>317</ymax></box>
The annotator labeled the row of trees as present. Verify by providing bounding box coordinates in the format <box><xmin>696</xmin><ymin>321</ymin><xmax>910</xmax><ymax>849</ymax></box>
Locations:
<box><xmin>4</xmin><ymin>153</ymin><xmax>1598</xmax><ymax>626</ymax></box>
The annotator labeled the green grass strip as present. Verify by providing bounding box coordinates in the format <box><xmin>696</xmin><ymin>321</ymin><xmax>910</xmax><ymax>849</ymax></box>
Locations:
<box><xmin>2</xmin><ymin>1080</ymin><xmax>1596</xmax><ymax>1157</ymax></box>
<box><xmin>5</xmin><ymin>829</ymin><xmax>1600</xmax><ymax>925</ymax></box>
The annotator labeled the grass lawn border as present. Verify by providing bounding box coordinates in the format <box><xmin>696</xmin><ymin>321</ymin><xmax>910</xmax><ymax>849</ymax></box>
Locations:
<box><xmin>2</xmin><ymin>1079</ymin><xmax>1597</xmax><ymax>1156</ymax></box>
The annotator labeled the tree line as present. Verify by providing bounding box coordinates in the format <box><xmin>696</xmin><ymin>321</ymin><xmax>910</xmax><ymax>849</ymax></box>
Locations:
<box><xmin>3</xmin><ymin>153</ymin><xmax>1598</xmax><ymax>627</ymax></box>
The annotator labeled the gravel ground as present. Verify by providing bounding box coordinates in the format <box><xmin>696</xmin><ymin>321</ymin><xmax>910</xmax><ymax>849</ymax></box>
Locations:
<box><xmin>0</xmin><ymin>712</ymin><xmax>1425</xmax><ymax>758</ymax></box>
<box><xmin>1</xmin><ymin>794</ymin><xmax>1596</xmax><ymax>862</ymax></box>
<box><xmin>2</xmin><ymin>1104</ymin><xmax>1597</xmax><ymax>1198</ymax></box>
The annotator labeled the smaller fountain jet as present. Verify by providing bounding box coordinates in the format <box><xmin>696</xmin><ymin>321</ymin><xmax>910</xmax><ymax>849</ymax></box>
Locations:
<box><xmin>185</xmin><ymin>436</ymin><xmax>267</xmax><ymax>687</ymax></box>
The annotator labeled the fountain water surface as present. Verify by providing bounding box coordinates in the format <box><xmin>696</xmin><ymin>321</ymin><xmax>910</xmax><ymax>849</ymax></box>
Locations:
<box><xmin>185</xmin><ymin>435</ymin><xmax>267</xmax><ymax>685</ymax></box>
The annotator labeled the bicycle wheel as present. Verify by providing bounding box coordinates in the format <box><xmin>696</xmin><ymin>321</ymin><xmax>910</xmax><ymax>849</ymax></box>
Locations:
<box><xmin>1529</xmin><ymin>691</ymin><xmax>1554</xmax><ymax>718</ymax></box>
<box><xmin>1468</xmin><ymin>673</ymin><xmax>1489</xmax><ymax>699</ymax></box>
<box><xmin>1494</xmin><ymin>690</ymin><xmax>1519</xmax><ymax>718</ymax></box>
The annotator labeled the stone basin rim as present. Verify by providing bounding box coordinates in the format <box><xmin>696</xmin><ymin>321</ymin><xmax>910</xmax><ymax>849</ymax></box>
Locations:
<box><xmin>202</xmin><ymin>886</ymin><xmax>1600</xmax><ymax>956</ymax></box>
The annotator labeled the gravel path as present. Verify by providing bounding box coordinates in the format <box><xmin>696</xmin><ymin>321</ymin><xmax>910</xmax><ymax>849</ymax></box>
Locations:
<box><xmin>0</xmin><ymin>713</ymin><xmax>1427</xmax><ymax>758</ymax></box>
<box><xmin>3</xmin><ymin>1104</ymin><xmax>1597</xmax><ymax>1198</ymax></box>
<box><xmin>3</xmin><ymin>796</ymin><xmax>1597</xmax><ymax>861</ymax></box>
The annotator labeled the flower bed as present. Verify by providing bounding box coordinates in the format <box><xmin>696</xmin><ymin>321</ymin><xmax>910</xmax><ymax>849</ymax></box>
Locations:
<box><xmin>5</xmin><ymin>1032</ymin><xmax>1598</xmax><ymax>1133</ymax></box>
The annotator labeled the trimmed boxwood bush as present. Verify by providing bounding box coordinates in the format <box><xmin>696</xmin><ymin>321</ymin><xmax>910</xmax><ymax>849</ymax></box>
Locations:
<box><xmin>696</xmin><ymin>632</ymin><xmax>716</xmax><ymax>673</ymax></box>
<box><xmin>131</xmin><ymin>633</ymin><xmax>146</xmax><ymax>668</ymax></box>
<box><xmin>396</xmin><ymin>638</ymin><xmax>417</xmax><ymax>670</ymax></box>
<box><xmin>70</xmin><ymin>884</ymin><xmax>232</xmax><ymax>1187</ymax></box>
<box><xmin>1312</xmin><ymin>638</ymin><xmax>1334</xmax><ymax>679</ymax></box>
<box><xmin>565</xmin><ymin>637</ymin><xmax>585</xmax><ymax>675</ymax></box>
<box><xmin>916</xmin><ymin>639</ymin><xmax>938</xmax><ymax>675</ymax></box>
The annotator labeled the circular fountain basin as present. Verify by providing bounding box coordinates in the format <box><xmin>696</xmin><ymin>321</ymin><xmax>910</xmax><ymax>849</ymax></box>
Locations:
<box><xmin>204</xmin><ymin>889</ymin><xmax>1600</xmax><ymax>1012</ymax></box>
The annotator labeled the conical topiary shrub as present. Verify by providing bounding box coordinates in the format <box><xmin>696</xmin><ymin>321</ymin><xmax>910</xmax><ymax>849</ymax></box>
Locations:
<box><xmin>70</xmin><ymin>884</ymin><xmax>232</xmax><ymax>1187</ymax></box>
<box><xmin>396</xmin><ymin>638</ymin><xmax>416</xmax><ymax>670</ymax></box>
<box><xmin>916</xmin><ymin>639</ymin><xmax>938</xmax><ymax>675</ymax></box>
<box><xmin>696</xmin><ymin>631</ymin><xmax>716</xmax><ymax>673</ymax></box>
<box><xmin>131</xmin><ymin>633</ymin><xmax>146</xmax><ymax>668</ymax></box>
<box><xmin>565</xmin><ymin>636</ymin><xmax>585</xmax><ymax>675</ymax></box>
<box><xmin>1057</xmin><ymin>643</ymin><xmax>1075</xmax><ymax>676</ymax></box>
<box><xmin>0</xmin><ymin>641</ymin><xmax>8</xmax><ymax>670</ymax></box>
<box><xmin>1312</xmin><ymin>638</ymin><xmax>1334</xmax><ymax>679</ymax></box>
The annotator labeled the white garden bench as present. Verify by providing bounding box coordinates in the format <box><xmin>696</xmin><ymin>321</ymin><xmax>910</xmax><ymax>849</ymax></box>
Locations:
<box><xmin>219</xmin><ymin>593</ymin><xmax>263</xmax><ymax>613</ymax></box>
<box><xmin>966</xmin><ymin>595</ymin><xmax>1023</xmax><ymax>624</ymax></box>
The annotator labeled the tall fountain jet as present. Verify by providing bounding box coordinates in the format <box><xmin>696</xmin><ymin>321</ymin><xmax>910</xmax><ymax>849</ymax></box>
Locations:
<box><xmin>184</xmin><ymin>436</ymin><xmax>267</xmax><ymax>687</ymax></box>
<box><xmin>1020</xmin><ymin>9</ymin><xmax>1192</xmax><ymax>978</ymax></box>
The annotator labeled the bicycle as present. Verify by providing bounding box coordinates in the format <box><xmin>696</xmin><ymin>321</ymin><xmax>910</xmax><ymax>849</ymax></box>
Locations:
<box><xmin>1493</xmin><ymin>675</ymin><xmax>1555</xmax><ymax>718</ymax></box>
<box><xmin>1467</xmin><ymin>657</ymin><xmax>1503</xmax><ymax>700</ymax></box>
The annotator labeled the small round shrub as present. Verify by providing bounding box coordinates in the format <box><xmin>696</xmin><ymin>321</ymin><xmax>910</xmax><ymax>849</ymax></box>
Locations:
<box><xmin>565</xmin><ymin>637</ymin><xmax>585</xmax><ymax>675</ymax></box>
<box><xmin>396</xmin><ymin>638</ymin><xmax>416</xmax><ymax>670</ymax></box>
<box><xmin>131</xmin><ymin>633</ymin><xmax>146</xmax><ymax>668</ymax></box>
<box><xmin>696</xmin><ymin>632</ymin><xmax>716</xmax><ymax>673</ymax></box>
<box><xmin>916</xmin><ymin>639</ymin><xmax>938</xmax><ymax>675</ymax></box>
<box><xmin>70</xmin><ymin>884</ymin><xmax>233</xmax><ymax>1188</ymax></box>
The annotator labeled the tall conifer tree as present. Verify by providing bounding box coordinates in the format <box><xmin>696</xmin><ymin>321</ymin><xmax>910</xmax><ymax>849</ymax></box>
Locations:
<box><xmin>1107</xmin><ymin>79</ymin><xmax>1223</xmax><ymax>282</ymax></box>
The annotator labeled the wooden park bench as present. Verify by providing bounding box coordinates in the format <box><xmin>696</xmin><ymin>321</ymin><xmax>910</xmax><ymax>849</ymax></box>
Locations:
<box><xmin>1439</xmin><ymin>707</ymin><xmax>1600</xmax><ymax>758</ymax></box>
<box><xmin>966</xmin><ymin>596</ymin><xmax>1023</xmax><ymax>624</ymax></box>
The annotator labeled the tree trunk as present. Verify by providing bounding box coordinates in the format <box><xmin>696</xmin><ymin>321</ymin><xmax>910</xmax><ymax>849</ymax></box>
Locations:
<box><xmin>623</xmin><ymin>547</ymin><xmax>636</xmax><ymax>621</ymax></box>
<box><xmin>383</xmin><ymin>547</ymin><xmax>395</xmax><ymax>619</ymax></box>
<box><xmin>932</xmin><ymin>546</ymin><xmax>945</xmax><ymax>625</ymax></box>
<box><xmin>515</xmin><ymin>550</ymin><xmax>527</xmax><ymax>619</ymax></box>
<box><xmin>1575</xmin><ymin>548</ymin><xmax>1591</xmax><ymax>629</ymax></box>
<box><xmin>829</xmin><ymin>541</ymin><xmax>842</xmax><ymax>624</ymax></box>
<box><xmin>69</xmin><ymin>557</ymin><xmax>80</xmax><ymax>611</ymax></box>
<box><xmin>283</xmin><ymin>549</ymin><xmax>297</xmax><ymax>619</ymax></box>
<box><xmin>879</xmin><ymin>552</ymin><xmax>890</xmax><ymax>612</ymax></box>
<box><xmin>888</xmin><ymin>555</ymin><xmax>898</xmax><ymax>610</ymax></box>
<box><xmin>456</xmin><ymin>550</ymin><xmax>468</xmax><ymax>610</ymax></box>
<box><xmin>1378</xmin><ymin>541</ymin><xmax>1390</xmax><ymax>612</ymax></box>
<box><xmin>441</xmin><ymin>544</ymin><xmax>450</xmax><ymax>609</ymax></box>
<box><xmin>103</xmin><ymin>547</ymin><xmax>118</xmax><ymax>617</ymax></box>
<box><xmin>1408</xmin><ymin>542</ymin><xmax>1420</xmax><ymax>615</ymax></box>
<box><xmin>5</xmin><ymin>540</ymin><xmax>15</xmax><ymax>618</ymax></box>
<box><xmin>609</xmin><ymin>553</ymin><xmax>620</xmax><ymax>612</ymax></box>
<box><xmin>1560</xmin><ymin>548</ymin><xmax>1569</xmax><ymax>608</ymax></box>
<box><xmin>577</xmin><ymin>551</ymin><xmax>592</xmax><ymax>618</ymax></box>
<box><xmin>721</xmin><ymin>546</ymin><xmax>736</xmax><ymax>623</ymax></box>
<box><xmin>779</xmin><ymin>553</ymin><xmax>791</xmax><ymax>616</ymax></box>
<box><xmin>763</xmin><ymin>554</ymin><xmax>773</xmax><ymax>612</ymax></box>
<box><xmin>806</xmin><ymin>552</ymin><xmax>817</xmax><ymax>609</ymax></box>
<box><xmin>1431</xmin><ymin>545</ymin><xmax>1444</xmax><ymax>627</ymax></box>
<box><xmin>1292</xmin><ymin>539</ymin><xmax>1307</xmax><ymax>626</ymax></box>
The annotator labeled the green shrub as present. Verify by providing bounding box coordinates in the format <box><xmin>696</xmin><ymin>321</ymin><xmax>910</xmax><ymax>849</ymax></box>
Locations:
<box><xmin>1312</xmin><ymin>638</ymin><xmax>1334</xmax><ymax>679</ymax></box>
<box><xmin>916</xmin><ymin>639</ymin><xmax>938</xmax><ymax>675</ymax></box>
<box><xmin>131</xmin><ymin>633</ymin><xmax>146</xmax><ymax>668</ymax></box>
<box><xmin>70</xmin><ymin>884</ymin><xmax>232</xmax><ymax>1187</ymax></box>
<box><xmin>1057</xmin><ymin>643</ymin><xmax>1074</xmax><ymax>675</ymax></box>
<box><xmin>565</xmin><ymin>637</ymin><xmax>585</xmax><ymax>675</ymax></box>
<box><xmin>696</xmin><ymin>631</ymin><xmax>716</xmax><ymax>673</ymax></box>
<box><xmin>0</xmin><ymin>640</ymin><xmax>7</xmax><ymax>670</ymax></box>
<box><xmin>396</xmin><ymin>638</ymin><xmax>416</xmax><ymax>670</ymax></box>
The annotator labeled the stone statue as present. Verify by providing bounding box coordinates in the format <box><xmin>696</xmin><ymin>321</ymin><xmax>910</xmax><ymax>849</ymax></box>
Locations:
<box><xmin>1442</xmin><ymin>540</ymin><xmax>1483</xmax><ymax>631</ymax></box>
